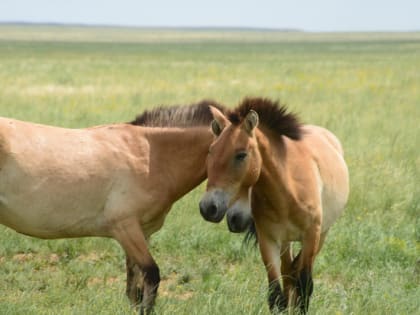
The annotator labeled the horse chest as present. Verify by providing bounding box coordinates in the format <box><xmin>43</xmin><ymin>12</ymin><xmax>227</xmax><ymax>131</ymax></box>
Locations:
<box><xmin>259</xmin><ymin>219</ymin><xmax>303</xmax><ymax>242</ymax></box>
<box><xmin>276</xmin><ymin>221</ymin><xmax>303</xmax><ymax>241</ymax></box>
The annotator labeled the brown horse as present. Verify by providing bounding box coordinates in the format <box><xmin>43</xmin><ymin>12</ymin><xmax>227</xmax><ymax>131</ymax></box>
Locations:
<box><xmin>0</xmin><ymin>100</ymin><xmax>224</xmax><ymax>315</ymax></box>
<box><xmin>199</xmin><ymin>98</ymin><xmax>349</xmax><ymax>313</ymax></box>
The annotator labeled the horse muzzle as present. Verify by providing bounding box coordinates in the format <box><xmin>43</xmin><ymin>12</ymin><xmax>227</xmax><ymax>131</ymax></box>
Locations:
<box><xmin>226</xmin><ymin>200</ymin><xmax>253</xmax><ymax>233</ymax></box>
<box><xmin>227</xmin><ymin>211</ymin><xmax>252</xmax><ymax>233</ymax></box>
<box><xmin>199</xmin><ymin>190</ymin><xmax>229</xmax><ymax>223</ymax></box>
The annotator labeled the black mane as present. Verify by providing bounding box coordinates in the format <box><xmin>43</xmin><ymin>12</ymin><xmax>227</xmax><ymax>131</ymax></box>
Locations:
<box><xmin>228</xmin><ymin>97</ymin><xmax>302</xmax><ymax>140</ymax></box>
<box><xmin>130</xmin><ymin>100</ymin><xmax>225</xmax><ymax>128</ymax></box>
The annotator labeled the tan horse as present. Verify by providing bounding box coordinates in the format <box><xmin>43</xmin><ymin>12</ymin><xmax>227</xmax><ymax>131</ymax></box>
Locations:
<box><xmin>0</xmin><ymin>100</ymin><xmax>224</xmax><ymax>315</ymax></box>
<box><xmin>199</xmin><ymin>98</ymin><xmax>349</xmax><ymax>313</ymax></box>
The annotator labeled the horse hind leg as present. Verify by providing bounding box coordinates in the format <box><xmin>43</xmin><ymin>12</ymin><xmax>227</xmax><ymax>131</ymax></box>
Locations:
<box><xmin>112</xmin><ymin>219</ymin><xmax>160</xmax><ymax>315</ymax></box>
<box><xmin>291</xmin><ymin>226</ymin><xmax>323</xmax><ymax>314</ymax></box>
<box><xmin>293</xmin><ymin>229</ymin><xmax>329</xmax><ymax>312</ymax></box>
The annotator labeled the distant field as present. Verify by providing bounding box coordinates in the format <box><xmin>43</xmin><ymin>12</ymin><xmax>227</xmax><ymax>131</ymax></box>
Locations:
<box><xmin>1</xmin><ymin>24</ymin><xmax>420</xmax><ymax>43</ymax></box>
<box><xmin>0</xmin><ymin>25</ymin><xmax>419</xmax><ymax>314</ymax></box>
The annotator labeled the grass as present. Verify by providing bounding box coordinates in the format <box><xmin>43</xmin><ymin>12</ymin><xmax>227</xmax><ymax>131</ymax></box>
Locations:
<box><xmin>0</xmin><ymin>25</ymin><xmax>419</xmax><ymax>314</ymax></box>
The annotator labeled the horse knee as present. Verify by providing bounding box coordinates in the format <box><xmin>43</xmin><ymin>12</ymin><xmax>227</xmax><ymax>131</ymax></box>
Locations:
<box><xmin>268</xmin><ymin>281</ymin><xmax>287</xmax><ymax>313</ymax></box>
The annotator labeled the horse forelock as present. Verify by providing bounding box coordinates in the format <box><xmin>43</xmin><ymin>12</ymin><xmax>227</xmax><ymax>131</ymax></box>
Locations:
<box><xmin>228</xmin><ymin>97</ymin><xmax>303</xmax><ymax>140</ymax></box>
<box><xmin>130</xmin><ymin>100</ymin><xmax>226</xmax><ymax>128</ymax></box>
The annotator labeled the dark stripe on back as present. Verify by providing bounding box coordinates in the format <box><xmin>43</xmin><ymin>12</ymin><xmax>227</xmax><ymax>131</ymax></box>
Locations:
<box><xmin>130</xmin><ymin>100</ymin><xmax>225</xmax><ymax>128</ymax></box>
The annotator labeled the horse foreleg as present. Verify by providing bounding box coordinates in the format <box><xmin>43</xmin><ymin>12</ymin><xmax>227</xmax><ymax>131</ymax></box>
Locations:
<box><xmin>258</xmin><ymin>233</ymin><xmax>287</xmax><ymax>313</ymax></box>
<box><xmin>280</xmin><ymin>242</ymin><xmax>294</xmax><ymax>304</ymax></box>
<box><xmin>126</xmin><ymin>256</ymin><xmax>144</xmax><ymax>307</ymax></box>
<box><xmin>293</xmin><ymin>225</ymin><xmax>321</xmax><ymax>314</ymax></box>
<box><xmin>112</xmin><ymin>219</ymin><xmax>160</xmax><ymax>315</ymax></box>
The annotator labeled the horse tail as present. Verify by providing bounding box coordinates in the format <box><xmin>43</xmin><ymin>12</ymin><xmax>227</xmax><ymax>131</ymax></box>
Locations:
<box><xmin>243</xmin><ymin>220</ymin><xmax>258</xmax><ymax>246</ymax></box>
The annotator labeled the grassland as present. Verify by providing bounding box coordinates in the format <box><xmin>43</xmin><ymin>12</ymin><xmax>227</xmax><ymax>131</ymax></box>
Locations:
<box><xmin>0</xmin><ymin>25</ymin><xmax>419</xmax><ymax>314</ymax></box>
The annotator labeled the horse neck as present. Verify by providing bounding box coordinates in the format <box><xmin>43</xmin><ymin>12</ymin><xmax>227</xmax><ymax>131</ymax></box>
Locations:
<box><xmin>146</xmin><ymin>126</ymin><xmax>213</xmax><ymax>201</ymax></box>
<box><xmin>254</xmin><ymin>128</ymin><xmax>292</xmax><ymax>202</ymax></box>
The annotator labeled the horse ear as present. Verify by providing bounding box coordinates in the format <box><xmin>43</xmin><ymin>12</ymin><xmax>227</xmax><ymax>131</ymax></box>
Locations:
<box><xmin>209</xmin><ymin>106</ymin><xmax>228</xmax><ymax>136</ymax></box>
<box><xmin>211</xmin><ymin>120</ymin><xmax>223</xmax><ymax>136</ymax></box>
<box><xmin>243</xmin><ymin>110</ymin><xmax>259</xmax><ymax>134</ymax></box>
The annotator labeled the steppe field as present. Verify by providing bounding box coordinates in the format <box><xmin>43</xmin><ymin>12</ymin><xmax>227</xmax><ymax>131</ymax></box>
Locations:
<box><xmin>0</xmin><ymin>25</ymin><xmax>419</xmax><ymax>314</ymax></box>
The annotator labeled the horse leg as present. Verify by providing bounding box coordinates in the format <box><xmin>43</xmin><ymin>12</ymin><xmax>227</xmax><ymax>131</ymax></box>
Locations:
<box><xmin>112</xmin><ymin>218</ymin><xmax>160</xmax><ymax>315</ymax></box>
<box><xmin>317</xmin><ymin>230</ymin><xmax>328</xmax><ymax>254</ymax></box>
<box><xmin>291</xmin><ymin>229</ymin><xmax>328</xmax><ymax>311</ymax></box>
<box><xmin>258</xmin><ymin>233</ymin><xmax>287</xmax><ymax>313</ymax></box>
<box><xmin>290</xmin><ymin>230</ymin><xmax>328</xmax><ymax>314</ymax></box>
<box><xmin>293</xmin><ymin>225</ymin><xmax>321</xmax><ymax>314</ymax></box>
<box><xmin>280</xmin><ymin>242</ymin><xmax>294</xmax><ymax>305</ymax></box>
<box><xmin>126</xmin><ymin>255</ymin><xmax>144</xmax><ymax>307</ymax></box>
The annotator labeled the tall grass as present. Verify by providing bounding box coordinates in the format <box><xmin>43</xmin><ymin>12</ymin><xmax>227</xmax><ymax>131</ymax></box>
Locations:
<box><xmin>0</xmin><ymin>26</ymin><xmax>419</xmax><ymax>314</ymax></box>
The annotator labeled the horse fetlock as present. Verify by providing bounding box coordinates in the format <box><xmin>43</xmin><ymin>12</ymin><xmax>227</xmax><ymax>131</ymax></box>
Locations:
<box><xmin>137</xmin><ymin>264</ymin><xmax>160</xmax><ymax>315</ymax></box>
<box><xmin>126</xmin><ymin>259</ymin><xmax>144</xmax><ymax>307</ymax></box>
<box><xmin>295</xmin><ymin>269</ymin><xmax>313</xmax><ymax>314</ymax></box>
<box><xmin>296</xmin><ymin>269</ymin><xmax>313</xmax><ymax>296</ymax></box>
<box><xmin>268</xmin><ymin>281</ymin><xmax>287</xmax><ymax>313</ymax></box>
<box><xmin>126</xmin><ymin>282</ymin><xmax>144</xmax><ymax>308</ymax></box>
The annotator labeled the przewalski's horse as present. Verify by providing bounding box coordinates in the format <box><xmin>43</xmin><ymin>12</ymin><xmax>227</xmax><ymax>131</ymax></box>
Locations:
<box><xmin>199</xmin><ymin>98</ymin><xmax>349</xmax><ymax>313</ymax></box>
<box><xmin>0</xmin><ymin>100</ymin><xmax>225</xmax><ymax>315</ymax></box>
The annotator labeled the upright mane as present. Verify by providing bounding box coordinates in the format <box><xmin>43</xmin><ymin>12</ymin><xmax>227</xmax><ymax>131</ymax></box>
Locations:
<box><xmin>130</xmin><ymin>100</ymin><xmax>225</xmax><ymax>128</ymax></box>
<box><xmin>228</xmin><ymin>97</ymin><xmax>302</xmax><ymax>140</ymax></box>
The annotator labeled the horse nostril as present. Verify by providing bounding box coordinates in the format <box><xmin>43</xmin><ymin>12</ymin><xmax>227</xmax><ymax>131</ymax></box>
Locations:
<box><xmin>208</xmin><ymin>204</ymin><xmax>217</xmax><ymax>217</ymax></box>
<box><xmin>199</xmin><ymin>200</ymin><xmax>218</xmax><ymax>221</ymax></box>
<box><xmin>230</xmin><ymin>214</ymin><xmax>238</xmax><ymax>226</ymax></box>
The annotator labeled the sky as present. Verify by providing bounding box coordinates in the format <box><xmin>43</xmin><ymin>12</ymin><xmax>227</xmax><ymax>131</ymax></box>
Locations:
<box><xmin>0</xmin><ymin>0</ymin><xmax>419</xmax><ymax>32</ymax></box>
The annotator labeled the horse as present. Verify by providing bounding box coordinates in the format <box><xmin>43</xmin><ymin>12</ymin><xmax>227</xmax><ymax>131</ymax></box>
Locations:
<box><xmin>0</xmin><ymin>100</ymin><xmax>225</xmax><ymax>315</ymax></box>
<box><xmin>199</xmin><ymin>97</ymin><xmax>349</xmax><ymax>313</ymax></box>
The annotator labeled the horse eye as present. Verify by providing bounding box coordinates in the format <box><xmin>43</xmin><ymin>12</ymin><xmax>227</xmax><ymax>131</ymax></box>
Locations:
<box><xmin>235</xmin><ymin>152</ymin><xmax>247</xmax><ymax>162</ymax></box>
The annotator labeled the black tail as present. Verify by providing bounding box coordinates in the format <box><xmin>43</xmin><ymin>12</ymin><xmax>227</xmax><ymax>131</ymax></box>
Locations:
<box><xmin>243</xmin><ymin>220</ymin><xmax>258</xmax><ymax>246</ymax></box>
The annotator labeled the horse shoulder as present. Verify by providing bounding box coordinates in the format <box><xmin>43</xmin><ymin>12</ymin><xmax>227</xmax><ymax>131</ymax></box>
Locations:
<box><xmin>283</xmin><ymin>138</ymin><xmax>322</xmax><ymax>207</ymax></box>
<box><xmin>98</xmin><ymin>126</ymin><xmax>173</xmax><ymax>235</ymax></box>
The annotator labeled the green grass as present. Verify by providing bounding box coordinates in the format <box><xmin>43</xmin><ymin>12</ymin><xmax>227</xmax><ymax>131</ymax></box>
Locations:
<box><xmin>0</xmin><ymin>26</ymin><xmax>419</xmax><ymax>314</ymax></box>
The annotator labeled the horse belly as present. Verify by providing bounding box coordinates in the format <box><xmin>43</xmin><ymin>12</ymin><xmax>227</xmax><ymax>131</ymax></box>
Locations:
<box><xmin>0</xmin><ymin>203</ymin><xmax>109</xmax><ymax>239</ymax></box>
<box><xmin>0</xmin><ymin>166</ymin><xmax>111</xmax><ymax>239</ymax></box>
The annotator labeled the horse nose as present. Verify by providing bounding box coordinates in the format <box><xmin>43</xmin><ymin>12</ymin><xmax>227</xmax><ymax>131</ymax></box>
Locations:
<box><xmin>227</xmin><ymin>212</ymin><xmax>247</xmax><ymax>233</ymax></box>
<box><xmin>199</xmin><ymin>200</ymin><xmax>217</xmax><ymax>220</ymax></box>
<box><xmin>199</xmin><ymin>198</ymin><xmax>226</xmax><ymax>223</ymax></box>
<box><xmin>227</xmin><ymin>213</ymin><xmax>239</xmax><ymax>232</ymax></box>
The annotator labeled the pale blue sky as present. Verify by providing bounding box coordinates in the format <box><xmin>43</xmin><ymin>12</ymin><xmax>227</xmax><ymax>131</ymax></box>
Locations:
<box><xmin>0</xmin><ymin>0</ymin><xmax>419</xmax><ymax>32</ymax></box>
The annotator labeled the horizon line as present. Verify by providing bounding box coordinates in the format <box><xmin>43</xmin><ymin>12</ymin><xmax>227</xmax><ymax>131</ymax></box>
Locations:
<box><xmin>1</xmin><ymin>21</ymin><xmax>419</xmax><ymax>33</ymax></box>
